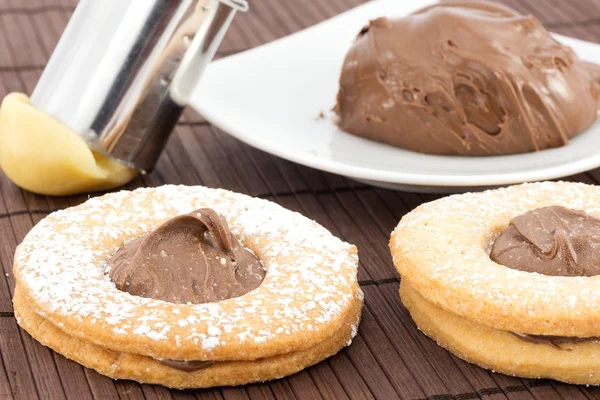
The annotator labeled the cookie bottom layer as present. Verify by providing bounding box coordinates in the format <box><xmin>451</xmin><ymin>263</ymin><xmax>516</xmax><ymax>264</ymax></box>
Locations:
<box><xmin>14</xmin><ymin>284</ymin><xmax>362</xmax><ymax>389</ymax></box>
<box><xmin>400</xmin><ymin>280</ymin><xmax>600</xmax><ymax>385</ymax></box>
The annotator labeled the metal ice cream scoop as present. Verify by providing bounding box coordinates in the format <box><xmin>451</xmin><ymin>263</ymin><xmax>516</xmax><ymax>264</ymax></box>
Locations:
<box><xmin>30</xmin><ymin>0</ymin><xmax>247</xmax><ymax>172</ymax></box>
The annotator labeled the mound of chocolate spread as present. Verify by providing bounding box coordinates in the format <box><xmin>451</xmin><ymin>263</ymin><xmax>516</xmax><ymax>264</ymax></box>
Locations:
<box><xmin>335</xmin><ymin>1</ymin><xmax>600</xmax><ymax>155</ymax></box>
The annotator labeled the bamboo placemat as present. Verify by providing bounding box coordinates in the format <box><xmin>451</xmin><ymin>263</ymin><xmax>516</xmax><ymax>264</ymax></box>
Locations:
<box><xmin>2</xmin><ymin>1</ymin><xmax>600</xmax><ymax>399</ymax></box>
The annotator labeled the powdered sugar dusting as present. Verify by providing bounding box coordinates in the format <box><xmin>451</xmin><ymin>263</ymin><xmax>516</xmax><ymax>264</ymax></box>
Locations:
<box><xmin>15</xmin><ymin>185</ymin><xmax>360</xmax><ymax>357</ymax></box>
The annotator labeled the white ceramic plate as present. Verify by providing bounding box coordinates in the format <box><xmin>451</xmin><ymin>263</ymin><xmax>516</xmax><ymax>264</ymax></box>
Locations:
<box><xmin>189</xmin><ymin>0</ymin><xmax>600</xmax><ymax>192</ymax></box>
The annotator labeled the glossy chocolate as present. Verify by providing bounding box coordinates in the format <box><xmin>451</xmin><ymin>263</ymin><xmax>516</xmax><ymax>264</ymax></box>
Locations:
<box><xmin>335</xmin><ymin>1</ymin><xmax>600</xmax><ymax>155</ymax></box>
<box><xmin>109</xmin><ymin>208</ymin><xmax>265</xmax><ymax>304</ymax></box>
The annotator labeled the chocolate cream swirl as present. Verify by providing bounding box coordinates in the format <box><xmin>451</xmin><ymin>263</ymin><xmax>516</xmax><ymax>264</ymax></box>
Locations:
<box><xmin>335</xmin><ymin>1</ymin><xmax>600</xmax><ymax>155</ymax></box>
<box><xmin>490</xmin><ymin>205</ymin><xmax>600</xmax><ymax>277</ymax></box>
<box><xmin>108</xmin><ymin>208</ymin><xmax>265</xmax><ymax>304</ymax></box>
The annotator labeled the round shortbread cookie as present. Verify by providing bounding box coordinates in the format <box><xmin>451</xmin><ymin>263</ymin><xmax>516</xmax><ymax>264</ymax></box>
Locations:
<box><xmin>12</xmin><ymin>185</ymin><xmax>362</xmax><ymax>387</ymax></box>
<box><xmin>400</xmin><ymin>280</ymin><xmax>600</xmax><ymax>385</ymax></box>
<box><xmin>391</xmin><ymin>181</ymin><xmax>600</xmax><ymax>336</ymax></box>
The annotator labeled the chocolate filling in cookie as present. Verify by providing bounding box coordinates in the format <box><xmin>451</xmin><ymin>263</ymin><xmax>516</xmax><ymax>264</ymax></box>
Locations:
<box><xmin>491</xmin><ymin>205</ymin><xmax>600</xmax><ymax>277</ymax></box>
<box><xmin>511</xmin><ymin>332</ymin><xmax>599</xmax><ymax>350</ymax></box>
<box><xmin>108</xmin><ymin>207</ymin><xmax>266</xmax><ymax>304</ymax></box>
<box><xmin>491</xmin><ymin>205</ymin><xmax>600</xmax><ymax>348</ymax></box>
<box><xmin>108</xmin><ymin>208</ymin><xmax>266</xmax><ymax>370</ymax></box>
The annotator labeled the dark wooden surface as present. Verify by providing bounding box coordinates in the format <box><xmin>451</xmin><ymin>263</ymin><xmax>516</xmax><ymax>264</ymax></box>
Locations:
<box><xmin>1</xmin><ymin>0</ymin><xmax>600</xmax><ymax>399</ymax></box>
